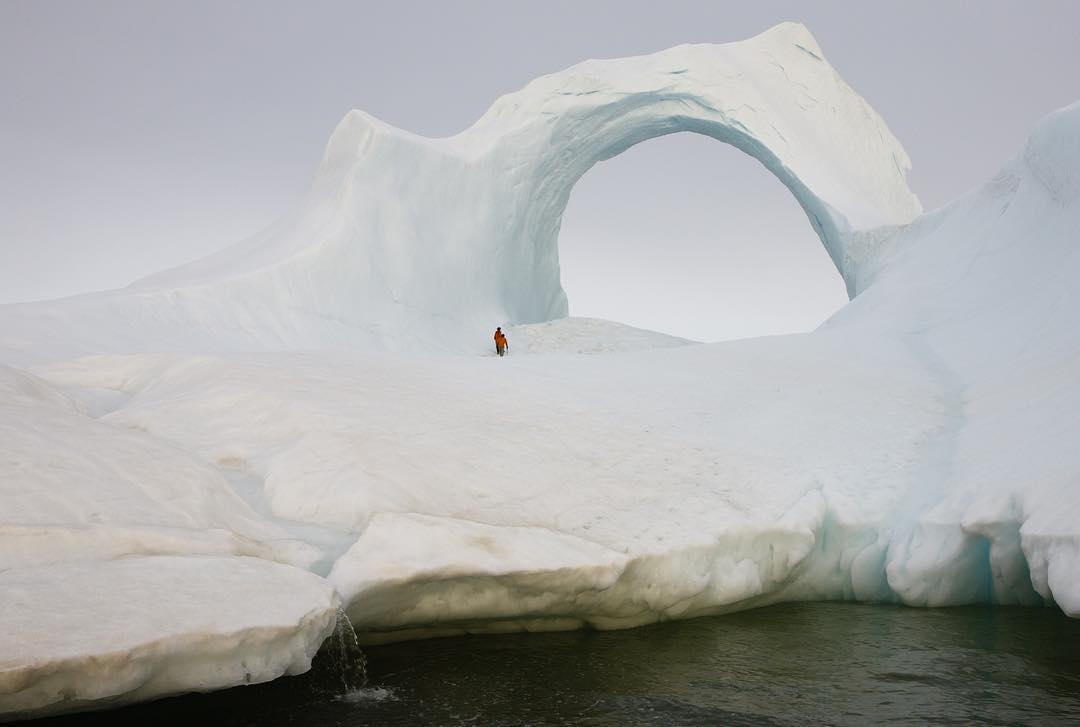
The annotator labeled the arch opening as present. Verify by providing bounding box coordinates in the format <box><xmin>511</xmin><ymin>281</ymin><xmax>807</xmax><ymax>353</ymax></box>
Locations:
<box><xmin>555</xmin><ymin>132</ymin><xmax>850</xmax><ymax>342</ymax></box>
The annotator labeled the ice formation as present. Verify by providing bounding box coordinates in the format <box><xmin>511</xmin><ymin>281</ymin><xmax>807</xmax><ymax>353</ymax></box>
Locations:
<box><xmin>1</xmin><ymin>21</ymin><xmax>1078</xmax><ymax>720</ymax></box>
<box><xmin>0</xmin><ymin>557</ymin><xmax>338</xmax><ymax>718</ymax></box>
<box><xmin>0</xmin><ymin>22</ymin><xmax>917</xmax><ymax>365</ymax></box>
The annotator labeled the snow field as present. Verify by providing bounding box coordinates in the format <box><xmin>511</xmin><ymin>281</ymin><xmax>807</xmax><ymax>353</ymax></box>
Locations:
<box><xmin>27</xmin><ymin>330</ymin><xmax>946</xmax><ymax>641</ymax></box>
<box><xmin>0</xmin><ymin>364</ymin><xmax>319</xmax><ymax>571</ymax></box>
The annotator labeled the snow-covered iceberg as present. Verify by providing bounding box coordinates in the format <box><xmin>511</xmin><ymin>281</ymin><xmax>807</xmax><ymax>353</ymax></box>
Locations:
<box><xmin>0</xmin><ymin>22</ymin><xmax>917</xmax><ymax>365</ymax></box>
<box><xmin>2</xmin><ymin>20</ymin><xmax>1079</xmax><ymax>720</ymax></box>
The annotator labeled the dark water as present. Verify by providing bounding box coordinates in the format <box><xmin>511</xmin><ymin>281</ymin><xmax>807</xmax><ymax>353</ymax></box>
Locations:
<box><xmin>35</xmin><ymin>604</ymin><xmax>1080</xmax><ymax>726</ymax></box>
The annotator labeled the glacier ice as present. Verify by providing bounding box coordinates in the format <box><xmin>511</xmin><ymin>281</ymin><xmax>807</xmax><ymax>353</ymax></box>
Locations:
<box><xmin>1</xmin><ymin>21</ymin><xmax>1079</xmax><ymax>719</ymax></box>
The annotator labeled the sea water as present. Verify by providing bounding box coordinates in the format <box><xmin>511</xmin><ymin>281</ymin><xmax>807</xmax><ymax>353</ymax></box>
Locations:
<box><xmin>38</xmin><ymin>603</ymin><xmax>1080</xmax><ymax>726</ymax></box>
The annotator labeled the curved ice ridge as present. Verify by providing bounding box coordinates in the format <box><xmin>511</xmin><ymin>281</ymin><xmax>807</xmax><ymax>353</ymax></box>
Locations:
<box><xmin>141</xmin><ymin>20</ymin><xmax>919</xmax><ymax>321</ymax></box>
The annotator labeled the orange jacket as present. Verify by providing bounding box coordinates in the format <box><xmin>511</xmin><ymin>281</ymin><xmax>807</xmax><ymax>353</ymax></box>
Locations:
<box><xmin>494</xmin><ymin>330</ymin><xmax>507</xmax><ymax>346</ymax></box>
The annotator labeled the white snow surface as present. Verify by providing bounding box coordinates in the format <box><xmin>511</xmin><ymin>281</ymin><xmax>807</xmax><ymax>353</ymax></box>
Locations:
<box><xmin>1</xmin><ymin>21</ymin><xmax>1079</xmax><ymax>719</ymax></box>
<box><xmin>505</xmin><ymin>317</ymin><xmax>693</xmax><ymax>355</ymax></box>
<box><xmin>0</xmin><ymin>364</ymin><xmax>319</xmax><ymax>572</ymax></box>
<box><xmin>0</xmin><ymin>556</ymin><xmax>337</xmax><ymax>719</ymax></box>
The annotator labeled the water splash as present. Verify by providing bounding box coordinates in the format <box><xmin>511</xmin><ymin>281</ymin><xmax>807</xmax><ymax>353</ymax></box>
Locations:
<box><xmin>315</xmin><ymin>607</ymin><xmax>368</xmax><ymax>692</ymax></box>
<box><xmin>337</xmin><ymin>686</ymin><xmax>396</xmax><ymax>703</ymax></box>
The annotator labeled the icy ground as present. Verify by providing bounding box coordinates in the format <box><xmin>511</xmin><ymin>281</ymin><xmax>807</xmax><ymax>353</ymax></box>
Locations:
<box><xmin>1</xmin><ymin>21</ymin><xmax>1079</xmax><ymax>721</ymax></box>
<box><xmin>0</xmin><ymin>557</ymin><xmax>337</xmax><ymax>717</ymax></box>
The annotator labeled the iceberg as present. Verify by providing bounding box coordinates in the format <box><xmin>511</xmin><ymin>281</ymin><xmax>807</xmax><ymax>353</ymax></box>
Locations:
<box><xmin>0</xmin><ymin>22</ymin><xmax>917</xmax><ymax>365</ymax></box>
<box><xmin>1</xmin><ymin>21</ymin><xmax>1078</xmax><ymax>719</ymax></box>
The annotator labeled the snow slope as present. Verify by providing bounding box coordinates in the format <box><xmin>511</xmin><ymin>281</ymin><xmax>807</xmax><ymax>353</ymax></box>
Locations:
<box><xmin>825</xmin><ymin>101</ymin><xmax>1080</xmax><ymax>610</ymax></box>
<box><xmin>506</xmin><ymin>317</ymin><xmax>693</xmax><ymax>355</ymax></box>
<box><xmin>0</xmin><ymin>364</ymin><xmax>319</xmax><ymax>571</ymax></box>
<box><xmin>1</xmin><ymin>22</ymin><xmax>1079</xmax><ymax>720</ymax></box>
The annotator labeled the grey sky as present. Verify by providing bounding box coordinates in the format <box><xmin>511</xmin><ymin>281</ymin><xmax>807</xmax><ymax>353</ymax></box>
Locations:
<box><xmin>2</xmin><ymin>1</ymin><xmax>1078</xmax><ymax>340</ymax></box>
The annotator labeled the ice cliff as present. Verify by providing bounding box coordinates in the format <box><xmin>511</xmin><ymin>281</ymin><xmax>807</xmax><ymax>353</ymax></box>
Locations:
<box><xmin>2</xmin><ymin>21</ymin><xmax>1079</xmax><ymax>721</ymax></box>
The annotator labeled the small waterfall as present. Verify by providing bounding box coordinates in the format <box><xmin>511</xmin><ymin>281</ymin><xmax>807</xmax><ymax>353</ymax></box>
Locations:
<box><xmin>314</xmin><ymin>607</ymin><xmax>369</xmax><ymax>692</ymax></box>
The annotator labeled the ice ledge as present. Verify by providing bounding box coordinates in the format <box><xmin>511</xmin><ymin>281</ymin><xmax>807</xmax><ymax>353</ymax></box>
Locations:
<box><xmin>329</xmin><ymin>513</ymin><xmax>631</xmax><ymax>635</ymax></box>
<box><xmin>0</xmin><ymin>556</ymin><xmax>338</xmax><ymax>720</ymax></box>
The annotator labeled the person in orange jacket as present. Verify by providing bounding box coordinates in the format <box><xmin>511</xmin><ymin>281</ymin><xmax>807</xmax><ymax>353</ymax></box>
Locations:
<box><xmin>494</xmin><ymin>327</ymin><xmax>508</xmax><ymax>357</ymax></box>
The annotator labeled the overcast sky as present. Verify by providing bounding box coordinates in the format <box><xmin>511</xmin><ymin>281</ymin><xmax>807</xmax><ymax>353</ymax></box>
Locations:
<box><xmin>2</xmin><ymin>1</ymin><xmax>1078</xmax><ymax>340</ymax></box>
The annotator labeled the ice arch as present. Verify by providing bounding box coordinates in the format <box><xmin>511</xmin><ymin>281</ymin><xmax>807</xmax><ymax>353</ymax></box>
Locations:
<box><xmin>556</xmin><ymin>133</ymin><xmax>851</xmax><ymax>342</ymax></box>
<box><xmin>451</xmin><ymin>22</ymin><xmax>922</xmax><ymax>322</ymax></box>
<box><xmin>1</xmin><ymin>23</ymin><xmax>922</xmax><ymax>360</ymax></box>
